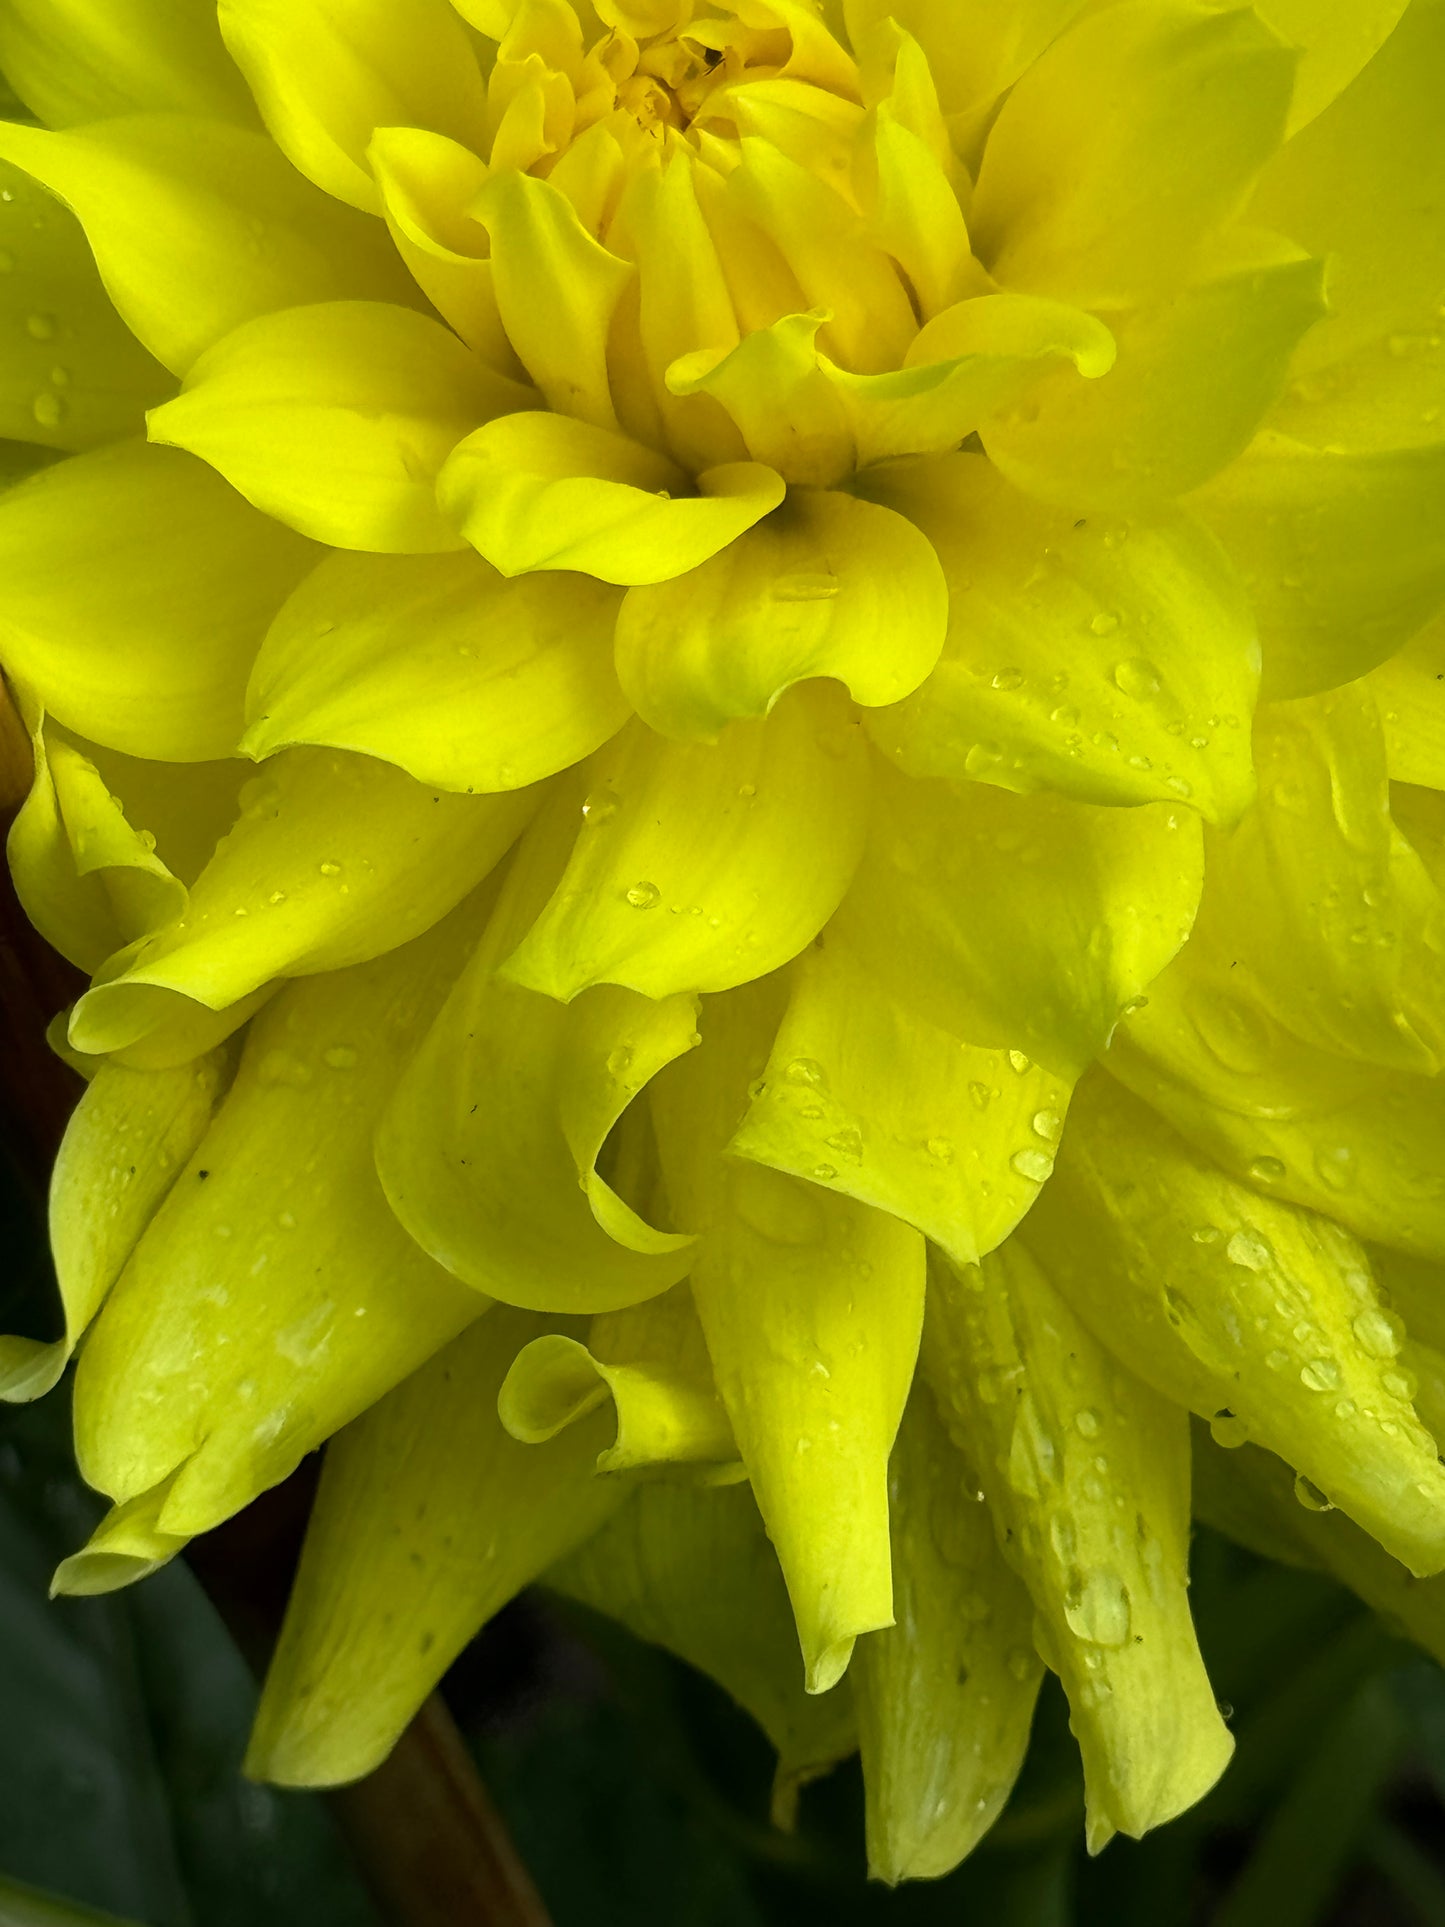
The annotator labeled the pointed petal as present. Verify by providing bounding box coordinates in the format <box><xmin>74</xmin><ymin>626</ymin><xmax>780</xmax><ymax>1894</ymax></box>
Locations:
<box><xmin>0</xmin><ymin>116</ymin><xmax>419</xmax><ymax>376</ymax></box>
<box><xmin>0</xmin><ymin>441</ymin><xmax>317</xmax><ymax>760</ymax></box>
<box><xmin>971</xmin><ymin>1</ymin><xmax>1295</xmax><ymax>307</ymax></box>
<box><xmin>1026</xmin><ymin>1074</ymin><xmax>1445</xmax><ymax>1576</ymax></box>
<box><xmin>499</xmin><ymin>1285</ymin><xmax>739</xmax><ymax>1477</ymax></box>
<box><xmin>69</xmin><ymin>746</ymin><xmax>536</xmax><ymax>1053</ymax></box>
<box><xmin>502</xmin><ymin>686</ymin><xmax>870</xmax><ymax>1001</ymax></box>
<box><xmin>858</xmin><ymin>454</ymin><xmax>1258</xmax><ymax>822</ymax></box>
<box><xmin>376</xmin><ymin>806</ymin><xmax>699</xmax><ymax>1314</ymax></box>
<box><xmin>0</xmin><ymin>0</ymin><xmax>260</xmax><ymax>127</ymax></box>
<box><xmin>244</xmin><ymin>548</ymin><xmax>628</xmax><ymax>790</ymax></box>
<box><xmin>836</xmin><ymin>757</ymin><xmax>1204</xmax><ymax>1079</ymax></box>
<box><xmin>217</xmin><ymin>0</ymin><xmax>487</xmax><ymax>212</ymax></box>
<box><xmin>246</xmin><ymin>1308</ymin><xmax>624</xmax><ymax>1786</ymax></box>
<box><xmin>854</xmin><ymin>1383</ymin><xmax>1043</xmax><ymax>1882</ymax></box>
<box><xmin>148</xmin><ymin>300</ymin><xmax>535</xmax><ymax>553</ymax></box>
<box><xmin>439</xmin><ymin>409</ymin><xmax>786</xmax><ymax>585</ymax></box>
<box><xmin>614</xmin><ymin>489</ymin><xmax>944</xmax><ymax>741</ymax></box>
<box><xmin>0</xmin><ymin>156</ymin><xmax>173</xmax><ymax>453</ymax></box>
<box><xmin>1193</xmin><ymin>431</ymin><xmax>1445</xmax><ymax>701</ymax></box>
<box><xmin>825</xmin><ymin>293</ymin><xmax>1115</xmax><ymax>469</ymax></box>
<box><xmin>983</xmin><ymin>254</ymin><xmax>1327</xmax><ymax>511</ymax></box>
<box><xmin>924</xmin><ymin>1242</ymin><xmax>1233</xmax><ymax>1843</ymax></box>
<box><xmin>72</xmin><ymin>910</ymin><xmax>487</xmax><ymax>1535</ymax></box>
<box><xmin>730</xmin><ymin>935</ymin><xmax>1071</xmax><ymax>1266</ymax></box>
<box><xmin>843</xmin><ymin>0</ymin><xmax>1089</xmax><ymax>116</ymax></box>
<box><xmin>0</xmin><ymin>1049</ymin><xmax>228</xmax><ymax>1400</ymax></box>
<box><xmin>654</xmin><ymin>984</ymin><xmax>926</xmax><ymax>1695</ymax></box>
<box><xmin>549</xmin><ymin>1479</ymin><xmax>858</xmax><ymax>1825</ymax></box>
<box><xmin>50</xmin><ymin>1480</ymin><xmax>190</xmax><ymax>1597</ymax></box>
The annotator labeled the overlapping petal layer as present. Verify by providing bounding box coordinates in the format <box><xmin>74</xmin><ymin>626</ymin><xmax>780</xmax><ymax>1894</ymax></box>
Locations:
<box><xmin>2</xmin><ymin>0</ymin><xmax>1444</xmax><ymax>1885</ymax></box>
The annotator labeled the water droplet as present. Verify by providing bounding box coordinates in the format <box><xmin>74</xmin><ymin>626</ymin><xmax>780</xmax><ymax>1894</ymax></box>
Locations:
<box><xmin>1090</xmin><ymin>611</ymin><xmax>1120</xmax><ymax>636</ymax></box>
<box><xmin>257</xmin><ymin>1049</ymin><xmax>313</xmax><ymax>1089</ymax></box>
<box><xmin>1313</xmin><ymin>1144</ymin><xmax>1355</xmax><ymax>1192</ymax></box>
<box><xmin>607</xmin><ymin>1044</ymin><xmax>634</xmax><ymax>1081</ymax></box>
<box><xmin>1191</xmin><ymin>1224</ymin><xmax>1221</xmax><ymax>1245</ymax></box>
<box><xmin>926</xmin><ymin>1136</ymin><xmax>955</xmax><ymax>1164</ymax></box>
<box><xmin>1010</xmin><ymin>1148</ymin><xmax>1054</xmax><ymax>1183</ymax></box>
<box><xmin>49</xmin><ymin>364</ymin><xmax>69</xmax><ymax>388</ymax></box>
<box><xmin>25</xmin><ymin>311</ymin><xmax>56</xmax><ymax>341</ymax></box>
<box><xmin>1006</xmin><ymin>1647</ymin><xmax>1035</xmax><ymax>1682</ymax></box>
<box><xmin>1293</xmin><ymin>1473</ymin><xmax>1333</xmax><ymax>1512</ymax></box>
<box><xmin>1265</xmin><ymin>1347</ymin><xmax>1291</xmax><ymax>1371</ymax></box>
<box><xmin>1248</xmin><ymin>1155</ymin><xmax>1286</xmax><ymax>1184</ymax></box>
<box><xmin>31</xmin><ymin>390</ymin><xmax>66</xmax><ymax>427</ymax></box>
<box><xmin>968</xmin><ymin>1082</ymin><xmax>992</xmax><ymax>1109</ymax></box>
<box><xmin>784</xmin><ymin>1057</ymin><xmax>827</xmax><ymax>1089</ymax></box>
<box><xmin>1007</xmin><ymin>1050</ymin><xmax>1031</xmax><ymax>1074</ymax></box>
<box><xmin>991</xmin><ymin>666</ymin><xmax>1025</xmax><ymax>691</ymax></box>
<box><xmin>1112</xmin><ymin>656</ymin><xmax>1161</xmax><ymax>698</ymax></box>
<box><xmin>625</xmin><ymin>880</ymin><xmax>660</xmax><ymax>908</ymax></box>
<box><xmin>1226</xmin><ymin>1230</ymin><xmax>1272</xmax><ymax>1271</ymax></box>
<box><xmin>1352</xmin><ymin>1307</ymin><xmax>1403</xmax><ymax>1359</ymax></box>
<box><xmin>1064</xmin><ymin>1570</ymin><xmax>1132</xmax><ymax>1647</ymax></box>
<box><xmin>1382</xmin><ymin>1367</ymin><xmax>1417</xmax><ymax>1402</ymax></box>
<box><xmin>323</xmin><ymin>1045</ymin><xmax>357</xmax><ymax>1071</ymax></box>
<box><xmin>1032</xmin><ymin>1110</ymin><xmax>1062</xmax><ymax>1143</ymax></box>
<box><xmin>318</xmin><ymin>859</ymin><xmax>343</xmax><ymax>877</ymax></box>
<box><xmin>1075</xmin><ymin>1408</ymin><xmax>1101</xmax><ymax>1439</ymax></box>
<box><xmin>825</xmin><ymin>1127</ymin><xmax>862</xmax><ymax>1160</ymax></box>
<box><xmin>267</xmin><ymin>890</ymin><xmax>287</xmax><ymax>905</ymax></box>
<box><xmin>1300</xmin><ymin>1357</ymin><xmax>1341</xmax><ymax>1392</ymax></box>
<box><xmin>581</xmin><ymin>791</ymin><xmax>617</xmax><ymax>824</ymax></box>
<box><xmin>812</xmin><ymin>1162</ymin><xmax>837</xmax><ymax>1181</ymax></box>
<box><xmin>1209</xmin><ymin>1410</ymin><xmax>1249</xmax><ymax>1449</ymax></box>
<box><xmin>771</xmin><ymin>571</ymin><xmax>840</xmax><ymax>601</ymax></box>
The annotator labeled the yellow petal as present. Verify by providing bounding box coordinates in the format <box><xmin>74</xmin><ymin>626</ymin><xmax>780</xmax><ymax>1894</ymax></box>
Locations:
<box><xmin>148</xmin><ymin>301</ymin><xmax>534</xmax><ymax>553</ymax></box>
<box><xmin>377</xmin><ymin>805</ymin><xmax>699</xmax><ymax>1314</ymax></box>
<box><xmin>843</xmin><ymin>0</ymin><xmax>1089</xmax><ymax>117</ymax></box>
<box><xmin>836</xmin><ymin>757</ymin><xmax>1204</xmax><ymax>1079</ymax></box>
<box><xmin>853</xmin><ymin>1382</ymin><xmax>1043</xmax><ymax>1882</ymax></box>
<box><xmin>439</xmin><ymin>408</ymin><xmax>786</xmax><ymax>584</ymax></box>
<box><xmin>1369</xmin><ymin>614</ymin><xmax>1445</xmax><ymax>789</ymax></box>
<box><xmin>549</xmin><ymin>1478</ymin><xmax>857</xmax><ymax>1827</ymax></box>
<box><xmin>368</xmin><ymin>126</ymin><xmax>520</xmax><ymax>372</ymax></box>
<box><xmin>1027</xmin><ymin>1074</ymin><xmax>1445</xmax><ymax>1576</ymax></box>
<box><xmin>1251</xmin><ymin>0</ymin><xmax>1409</xmax><ymax>133</ymax></box>
<box><xmin>731</xmin><ymin>934</ymin><xmax>1071</xmax><ymax>1266</ymax></box>
<box><xmin>0</xmin><ymin>116</ymin><xmax>418</xmax><ymax>376</ymax></box>
<box><xmin>474</xmin><ymin>167</ymin><xmax>633</xmax><ymax>429</ymax></box>
<box><xmin>855</xmin><ymin>95</ymin><xmax>972</xmax><ymax>321</ymax></box>
<box><xmin>1191</xmin><ymin>432</ymin><xmax>1445</xmax><ymax>701</ymax></box>
<box><xmin>1186</xmin><ymin>683</ymin><xmax>1441</xmax><ymax>1076</ymax></box>
<box><xmin>653</xmin><ymin>984</ymin><xmax>926</xmax><ymax>1695</ymax></box>
<box><xmin>0</xmin><ymin>157</ymin><xmax>173</xmax><ymax>453</ymax></box>
<box><xmin>924</xmin><ymin>1243</ymin><xmax>1233</xmax><ymax>1845</ymax></box>
<box><xmin>666</xmin><ymin>310</ymin><xmax>856</xmax><ymax>489</ymax></box>
<box><xmin>51</xmin><ymin>1479</ymin><xmax>190</xmax><ymax>1598</ymax></box>
<box><xmin>0</xmin><ymin>1048</ymin><xmax>228</xmax><ymax>1401</ymax></box>
<box><xmin>502</xmin><ymin>684</ymin><xmax>869</xmax><ymax>1001</ymax></box>
<box><xmin>613</xmin><ymin>488</ymin><xmax>945</xmax><ymax>741</ymax></box>
<box><xmin>1248</xmin><ymin>0</ymin><xmax>1443</xmax><ymax>382</ymax></box>
<box><xmin>69</xmin><ymin>747</ymin><xmax>536</xmax><ymax>1053</ymax></box>
<box><xmin>1109</xmin><ymin>961</ymin><xmax>1445</xmax><ymax>1266</ymax></box>
<box><xmin>0</xmin><ymin>440</ymin><xmax>317</xmax><ymax>760</ymax></box>
<box><xmin>244</xmin><ymin>548</ymin><xmax>628</xmax><ymax>791</ymax></box>
<box><xmin>858</xmin><ymin>453</ymin><xmax>1258</xmax><ymax>822</ymax></box>
<box><xmin>971</xmin><ymin>1</ymin><xmax>1294</xmax><ymax>307</ymax></box>
<box><xmin>218</xmin><ymin>0</ymin><xmax>488</xmax><ymax>212</ymax></box>
<box><xmin>7</xmin><ymin>707</ymin><xmax>186</xmax><ymax>971</ymax></box>
<box><xmin>72</xmin><ymin>909</ymin><xmax>487</xmax><ymax>1536</ymax></box>
<box><xmin>826</xmin><ymin>293</ymin><xmax>1115</xmax><ymax>468</ymax></box>
<box><xmin>726</xmin><ymin>135</ymin><xmax>916</xmax><ymax>373</ymax></box>
<box><xmin>247</xmin><ymin>1308</ymin><xmax>625</xmax><ymax>1786</ymax></box>
<box><xmin>499</xmin><ymin>1285</ymin><xmax>738</xmax><ymax>1476</ymax></box>
<box><xmin>983</xmin><ymin>254</ymin><xmax>1327</xmax><ymax>511</ymax></box>
<box><xmin>0</xmin><ymin>0</ymin><xmax>260</xmax><ymax>126</ymax></box>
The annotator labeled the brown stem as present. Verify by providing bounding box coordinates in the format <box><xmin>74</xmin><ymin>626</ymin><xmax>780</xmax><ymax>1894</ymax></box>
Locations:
<box><xmin>0</xmin><ymin>695</ymin><xmax>554</xmax><ymax>1927</ymax></box>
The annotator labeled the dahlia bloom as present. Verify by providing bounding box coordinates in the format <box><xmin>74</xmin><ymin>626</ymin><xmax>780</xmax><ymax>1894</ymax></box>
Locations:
<box><xmin>2</xmin><ymin>0</ymin><xmax>1445</xmax><ymax>1879</ymax></box>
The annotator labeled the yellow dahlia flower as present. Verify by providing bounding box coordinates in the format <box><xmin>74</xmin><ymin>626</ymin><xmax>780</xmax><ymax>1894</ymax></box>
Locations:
<box><xmin>3</xmin><ymin>0</ymin><xmax>1445</xmax><ymax>1880</ymax></box>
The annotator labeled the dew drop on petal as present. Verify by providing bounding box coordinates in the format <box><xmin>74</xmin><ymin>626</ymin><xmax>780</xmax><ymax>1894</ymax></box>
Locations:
<box><xmin>625</xmin><ymin>880</ymin><xmax>660</xmax><ymax>908</ymax></box>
